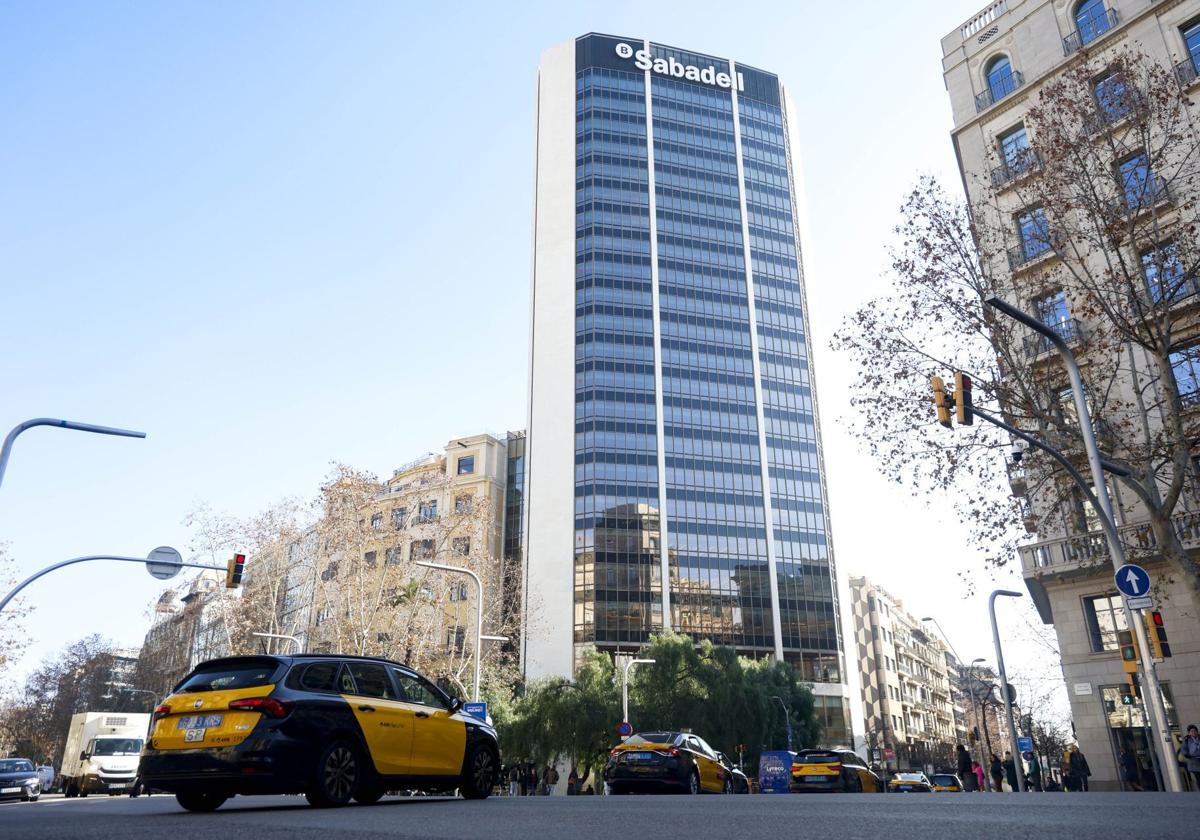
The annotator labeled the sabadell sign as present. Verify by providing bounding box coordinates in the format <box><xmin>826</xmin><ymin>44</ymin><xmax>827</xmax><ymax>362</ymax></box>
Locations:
<box><xmin>614</xmin><ymin>41</ymin><xmax>745</xmax><ymax>92</ymax></box>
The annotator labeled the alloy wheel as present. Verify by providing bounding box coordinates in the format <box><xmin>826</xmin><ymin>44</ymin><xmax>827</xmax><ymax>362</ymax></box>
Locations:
<box><xmin>323</xmin><ymin>745</ymin><xmax>357</xmax><ymax>801</ymax></box>
<box><xmin>471</xmin><ymin>748</ymin><xmax>495</xmax><ymax>794</ymax></box>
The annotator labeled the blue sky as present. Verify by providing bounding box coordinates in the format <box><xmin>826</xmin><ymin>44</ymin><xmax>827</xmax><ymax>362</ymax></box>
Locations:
<box><xmin>1</xmin><ymin>0</ymin><xmax>1051</xmax><ymax>705</ymax></box>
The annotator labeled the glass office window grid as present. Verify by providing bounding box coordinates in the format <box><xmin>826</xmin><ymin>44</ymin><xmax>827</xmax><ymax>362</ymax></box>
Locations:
<box><xmin>574</xmin><ymin>64</ymin><xmax>665</xmax><ymax>650</ymax></box>
<box><xmin>739</xmin><ymin>90</ymin><xmax>840</xmax><ymax>682</ymax></box>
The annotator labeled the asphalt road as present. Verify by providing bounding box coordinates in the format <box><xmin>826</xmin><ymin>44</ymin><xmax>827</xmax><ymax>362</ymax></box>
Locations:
<box><xmin>2</xmin><ymin>791</ymin><xmax>1198</xmax><ymax>839</ymax></box>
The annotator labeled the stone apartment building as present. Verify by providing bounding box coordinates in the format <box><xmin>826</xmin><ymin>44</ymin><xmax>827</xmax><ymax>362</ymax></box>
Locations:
<box><xmin>941</xmin><ymin>0</ymin><xmax>1200</xmax><ymax>790</ymax></box>
<box><xmin>849</xmin><ymin>576</ymin><xmax>970</xmax><ymax>773</ymax></box>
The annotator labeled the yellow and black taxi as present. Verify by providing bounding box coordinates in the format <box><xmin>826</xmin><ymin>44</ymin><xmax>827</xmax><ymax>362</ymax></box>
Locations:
<box><xmin>790</xmin><ymin>748</ymin><xmax>881</xmax><ymax>793</ymax></box>
<box><xmin>139</xmin><ymin>654</ymin><xmax>499</xmax><ymax>811</ymax></box>
<box><xmin>605</xmin><ymin>731</ymin><xmax>733</xmax><ymax>794</ymax></box>
<box><xmin>716</xmin><ymin>751</ymin><xmax>750</xmax><ymax>794</ymax></box>
<box><xmin>930</xmin><ymin>773</ymin><xmax>963</xmax><ymax>792</ymax></box>
<box><xmin>888</xmin><ymin>772</ymin><xmax>933</xmax><ymax>793</ymax></box>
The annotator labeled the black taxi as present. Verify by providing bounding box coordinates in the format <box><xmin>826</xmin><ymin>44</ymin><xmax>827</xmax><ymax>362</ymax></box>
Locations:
<box><xmin>139</xmin><ymin>654</ymin><xmax>499</xmax><ymax>811</ymax></box>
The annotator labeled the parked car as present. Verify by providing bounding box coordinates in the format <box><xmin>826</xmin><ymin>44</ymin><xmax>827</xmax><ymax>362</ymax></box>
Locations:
<box><xmin>930</xmin><ymin>773</ymin><xmax>963</xmax><ymax>792</ymax></box>
<box><xmin>606</xmin><ymin>731</ymin><xmax>733</xmax><ymax>794</ymax></box>
<box><xmin>716</xmin><ymin>752</ymin><xmax>750</xmax><ymax>794</ymax></box>
<box><xmin>790</xmin><ymin>749</ymin><xmax>881</xmax><ymax>792</ymax></box>
<box><xmin>888</xmin><ymin>772</ymin><xmax>933</xmax><ymax>793</ymax></box>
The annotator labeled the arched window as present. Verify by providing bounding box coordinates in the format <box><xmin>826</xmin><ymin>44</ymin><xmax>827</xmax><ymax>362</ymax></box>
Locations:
<box><xmin>1075</xmin><ymin>0</ymin><xmax>1112</xmax><ymax>46</ymax></box>
<box><xmin>986</xmin><ymin>56</ymin><xmax>1018</xmax><ymax>103</ymax></box>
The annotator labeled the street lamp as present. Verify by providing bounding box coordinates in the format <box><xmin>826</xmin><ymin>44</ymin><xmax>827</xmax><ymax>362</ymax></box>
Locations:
<box><xmin>622</xmin><ymin>658</ymin><xmax>655</xmax><ymax>727</ymax></box>
<box><xmin>922</xmin><ymin>614</ymin><xmax>991</xmax><ymax>790</ymax></box>
<box><xmin>771</xmin><ymin>695</ymin><xmax>794</xmax><ymax>752</ymax></box>
<box><xmin>988</xmin><ymin>589</ymin><xmax>1026</xmax><ymax>792</ymax></box>
<box><xmin>416</xmin><ymin>560</ymin><xmax>495</xmax><ymax>701</ymax></box>
<box><xmin>0</xmin><ymin>418</ymin><xmax>146</xmax><ymax>491</ymax></box>
<box><xmin>986</xmin><ymin>297</ymin><xmax>1182</xmax><ymax>792</ymax></box>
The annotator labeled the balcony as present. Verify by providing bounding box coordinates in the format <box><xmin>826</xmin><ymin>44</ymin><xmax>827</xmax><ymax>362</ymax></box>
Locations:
<box><xmin>961</xmin><ymin>0</ymin><xmax>1009</xmax><ymax>40</ymax></box>
<box><xmin>1107</xmin><ymin>175</ymin><xmax>1171</xmax><ymax>219</ymax></box>
<box><xmin>991</xmin><ymin>150</ymin><xmax>1041</xmax><ymax>188</ymax></box>
<box><xmin>1063</xmin><ymin>7</ymin><xmax>1119</xmax><ymax>56</ymax></box>
<box><xmin>1023</xmin><ymin>317</ymin><xmax>1083</xmax><ymax>359</ymax></box>
<box><xmin>1020</xmin><ymin>506</ymin><xmax>1200</xmax><ymax>575</ymax></box>
<box><xmin>975</xmin><ymin>70</ymin><xmax>1025</xmax><ymax>112</ymax></box>
<box><xmin>1007</xmin><ymin>235</ymin><xmax>1058</xmax><ymax>272</ymax></box>
<box><xmin>1176</xmin><ymin>56</ymin><xmax>1200</xmax><ymax>88</ymax></box>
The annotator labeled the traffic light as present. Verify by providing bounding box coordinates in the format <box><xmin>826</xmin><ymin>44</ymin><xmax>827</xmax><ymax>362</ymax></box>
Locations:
<box><xmin>954</xmin><ymin>371</ymin><xmax>974</xmax><ymax>426</ymax></box>
<box><xmin>931</xmin><ymin>376</ymin><xmax>952</xmax><ymax>428</ymax></box>
<box><xmin>1145</xmin><ymin>611</ymin><xmax>1172</xmax><ymax>659</ymax></box>
<box><xmin>225</xmin><ymin>552</ymin><xmax>246</xmax><ymax>589</ymax></box>
<box><xmin>1121</xmin><ymin>672</ymin><xmax>1140</xmax><ymax>705</ymax></box>
<box><xmin>1118</xmin><ymin>629</ymin><xmax>1139</xmax><ymax>674</ymax></box>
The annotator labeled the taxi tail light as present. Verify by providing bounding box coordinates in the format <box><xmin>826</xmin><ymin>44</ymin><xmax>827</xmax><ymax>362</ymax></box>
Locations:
<box><xmin>153</xmin><ymin>704</ymin><xmax>171</xmax><ymax>719</ymax></box>
<box><xmin>228</xmin><ymin>697</ymin><xmax>292</xmax><ymax>718</ymax></box>
<box><xmin>655</xmin><ymin>747</ymin><xmax>681</xmax><ymax>758</ymax></box>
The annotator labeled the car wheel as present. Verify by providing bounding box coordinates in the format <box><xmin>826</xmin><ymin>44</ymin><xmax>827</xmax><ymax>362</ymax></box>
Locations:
<box><xmin>688</xmin><ymin>770</ymin><xmax>701</xmax><ymax>795</ymax></box>
<box><xmin>306</xmin><ymin>739</ymin><xmax>360</xmax><ymax>807</ymax></box>
<box><xmin>354</xmin><ymin>785</ymin><xmax>385</xmax><ymax>805</ymax></box>
<box><xmin>28</xmin><ymin>795</ymin><xmax>39</xmax><ymax>803</ymax></box>
<box><xmin>175</xmin><ymin>790</ymin><xmax>228</xmax><ymax>812</ymax></box>
<box><xmin>459</xmin><ymin>743</ymin><xmax>497</xmax><ymax>800</ymax></box>
<box><xmin>845</xmin><ymin>774</ymin><xmax>862</xmax><ymax>793</ymax></box>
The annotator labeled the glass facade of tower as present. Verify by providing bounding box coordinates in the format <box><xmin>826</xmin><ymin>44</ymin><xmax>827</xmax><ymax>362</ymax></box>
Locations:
<box><xmin>570</xmin><ymin>34</ymin><xmax>841</xmax><ymax>693</ymax></box>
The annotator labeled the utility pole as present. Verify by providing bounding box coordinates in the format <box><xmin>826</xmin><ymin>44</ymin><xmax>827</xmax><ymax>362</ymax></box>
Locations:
<box><xmin>989</xmin><ymin>589</ymin><xmax>1025</xmax><ymax>792</ymax></box>
<box><xmin>0</xmin><ymin>418</ymin><xmax>145</xmax><ymax>490</ymax></box>
<box><xmin>622</xmin><ymin>658</ymin><xmax>655</xmax><ymax>727</ymax></box>
<box><xmin>986</xmin><ymin>298</ymin><xmax>1183</xmax><ymax>793</ymax></box>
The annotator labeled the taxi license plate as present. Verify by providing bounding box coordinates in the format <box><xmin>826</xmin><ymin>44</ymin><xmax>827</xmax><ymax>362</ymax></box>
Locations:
<box><xmin>1</xmin><ymin>787</ymin><xmax>20</xmax><ymax>793</ymax></box>
<box><xmin>184</xmin><ymin>729</ymin><xmax>206</xmax><ymax>742</ymax></box>
<box><xmin>177</xmin><ymin>714</ymin><xmax>223</xmax><ymax>730</ymax></box>
<box><xmin>900</xmin><ymin>785</ymin><xmax>913</xmax><ymax>791</ymax></box>
<box><xmin>805</xmin><ymin>775</ymin><xmax>830</xmax><ymax>782</ymax></box>
<box><xmin>108</xmin><ymin>783</ymin><xmax>128</xmax><ymax>789</ymax></box>
<box><xmin>626</xmin><ymin>752</ymin><xmax>652</xmax><ymax>762</ymax></box>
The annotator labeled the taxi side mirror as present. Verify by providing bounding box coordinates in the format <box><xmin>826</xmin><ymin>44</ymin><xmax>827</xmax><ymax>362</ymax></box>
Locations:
<box><xmin>448</xmin><ymin>697</ymin><xmax>463</xmax><ymax>713</ymax></box>
<box><xmin>79</xmin><ymin>751</ymin><xmax>89</xmax><ymax>761</ymax></box>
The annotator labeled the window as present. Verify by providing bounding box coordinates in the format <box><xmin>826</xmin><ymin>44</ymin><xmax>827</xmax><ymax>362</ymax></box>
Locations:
<box><xmin>370</xmin><ymin>512</ymin><xmax>383</xmax><ymax>530</ymax></box>
<box><xmin>391</xmin><ymin>507</ymin><xmax>407</xmax><ymax>529</ymax></box>
<box><xmin>985</xmin><ymin>56</ymin><xmax>1019</xmax><ymax>103</ymax></box>
<box><xmin>393</xmin><ymin>669</ymin><xmax>450</xmax><ymax>708</ymax></box>
<box><xmin>999</xmin><ymin>124</ymin><xmax>1031</xmax><ymax>171</ymax></box>
<box><xmin>298</xmin><ymin>662</ymin><xmax>341</xmax><ymax>693</ymax></box>
<box><xmin>384</xmin><ymin>546</ymin><xmax>402</xmax><ymax>566</ymax></box>
<box><xmin>1169</xmin><ymin>348</ymin><xmax>1200</xmax><ymax>406</ymax></box>
<box><xmin>452</xmin><ymin>537</ymin><xmax>470</xmax><ymax>556</ymax></box>
<box><xmin>345</xmin><ymin>663</ymin><xmax>395</xmax><ymax>699</ymax></box>
<box><xmin>1018</xmin><ymin>208</ymin><xmax>1051</xmax><ymax>259</ymax></box>
<box><xmin>1075</xmin><ymin>0</ymin><xmax>1112</xmax><ymax>45</ymax></box>
<box><xmin>418</xmin><ymin>500</ymin><xmax>438</xmax><ymax>522</ymax></box>
<box><xmin>1142</xmin><ymin>244</ymin><xmax>1188</xmax><ymax>303</ymax></box>
<box><xmin>1118</xmin><ymin>152</ymin><xmax>1152</xmax><ymax>209</ymax></box>
<box><xmin>1094</xmin><ymin>71</ymin><xmax>1131</xmax><ymax>123</ymax></box>
<box><xmin>1185</xmin><ymin>20</ymin><xmax>1200</xmax><ymax>73</ymax></box>
<box><xmin>320</xmin><ymin>561</ymin><xmax>338</xmax><ymax>582</ymax></box>
<box><xmin>445</xmin><ymin>626</ymin><xmax>466</xmax><ymax>654</ymax></box>
<box><xmin>449</xmin><ymin>581</ymin><xmax>468</xmax><ymax>602</ymax></box>
<box><xmin>454</xmin><ymin>494</ymin><xmax>473</xmax><ymax>514</ymax></box>
<box><xmin>457</xmin><ymin>455</ymin><xmax>475</xmax><ymax>475</ymax></box>
<box><xmin>363</xmin><ymin>550</ymin><xmax>377</xmax><ymax>568</ymax></box>
<box><xmin>1083</xmin><ymin>593</ymin><xmax>1128</xmax><ymax>652</ymax></box>
<box><xmin>410</xmin><ymin>539</ymin><xmax>435</xmax><ymax>561</ymax></box>
<box><xmin>1036</xmin><ymin>291</ymin><xmax>1070</xmax><ymax>331</ymax></box>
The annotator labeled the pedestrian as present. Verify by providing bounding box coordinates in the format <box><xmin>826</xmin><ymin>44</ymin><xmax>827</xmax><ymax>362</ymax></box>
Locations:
<box><xmin>971</xmin><ymin>760</ymin><xmax>985</xmax><ymax>792</ymax></box>
<box><xmin>567</xmin><ymin>767</ymin><xmax>578</xmax><ymax>796</ymax></box>
<box><xmin>527</xmin><ymin>764</ymin><xmax>538</xmax><ymax>796</ymax></box>
<box><xmin>508</xmin><ymin>765</ymin><xmax>520</xmax><ymax>797</ymax></box>
<box><xmin>1003</xmin><ymin>751</ymin><xmax>1018</xmax><ymax>792</ymax></box>
<box><xmin>1119</xmin><ymin>746</ymin><xmax>1142</xmax><ymax>792</ymax></box>
<box><xmin>956</xmin><ymin>744</ymin><xmax>974</xmax><ymax>791</ymax></box>
<box><xmin>990</xmin><ymin>753</ymin><xmax>1004</xmax><ymax>792</ymax></box>
<box><xmin>1026</xmin><ymin>753</ymin><xmax>1043</xmax><ymax>792</ymax></box>
<box><xmin>1180</xmin><ymin>725</ymin><xmax>1200</xmax><ymax>791</ymax></box>
<box><xmin>1067</xmin><ymin>744</ymin><xmax>1091</xmax><ymax>793</ymax></box>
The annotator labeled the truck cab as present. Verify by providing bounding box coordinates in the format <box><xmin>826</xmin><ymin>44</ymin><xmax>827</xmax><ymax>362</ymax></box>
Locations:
<box><xmin>60</xmin><ymin>713</ymin><xmax>150</xmax><ymax>797</ymax></box>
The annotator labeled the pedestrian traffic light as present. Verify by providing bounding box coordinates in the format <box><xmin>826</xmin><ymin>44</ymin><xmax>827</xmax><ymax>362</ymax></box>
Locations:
<box><xmin>1145</xmin><ymin>611</ymin><xmax>1171</xmax><ymax>659</ymax></box>
<box><xmin>931</xmin><ymin>375</ymin><xmax>952</xmax><ymax>428</ymax></box>
<box><xmin>954</xmin><ymin>371</ymin><xmax>974</xmax><ymax>426</ymax></box>
<box><xmin>225</xmin><ymin>552</ymin><xmax>246</xmax><ymax>589</ymax></box>
<box><xmin>1121</xmin><ymin>672</ymin><xmax>1140</xmax><ymax>705</ymax></box>
<box><xmin>1118</xmin><ymin>629</ymin><xmax>1139</xmax><ymax>674</ymax></box>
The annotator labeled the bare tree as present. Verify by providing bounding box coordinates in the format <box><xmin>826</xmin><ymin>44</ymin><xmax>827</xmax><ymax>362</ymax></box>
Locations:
<box><xmin>0</xmin><ymin>543</ymin><xmax>32</xmax><ymax>675</ymax></box>
<box><xmin>833</xmin><ymin>48</ymin><xmax>1200</xmax><ymax>607</ymax></box>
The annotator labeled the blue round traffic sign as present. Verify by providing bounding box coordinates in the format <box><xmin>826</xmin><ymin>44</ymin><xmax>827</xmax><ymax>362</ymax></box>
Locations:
<box><xmin>1114</xmin><ymin>564</ymin><xmax>1151</xmax><ymax>598</ymax></box>
<box><xmin>617</xmin><ymin>721</ymin><xmax>633</xmax><ymax>737</ymax></box>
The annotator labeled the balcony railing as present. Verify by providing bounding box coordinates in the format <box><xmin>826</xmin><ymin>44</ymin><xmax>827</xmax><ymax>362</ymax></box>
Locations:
<box><xmin>991</xmin><ymin>149</ymin><xmax>1041</xmax><ymax>188</ymax></box>
<box><xmin>1176</xmin><ymin>56</ymin><xmax>1200</xmax><ymax>87</ymax></box>
<box><xmin>1007</xmin><ymin>237</ymin><xmax>1057</xmax><ymax>271</ymax></box>
<box><xmin>1020</xmin><ymin>506</ymin><xmax>1200</xmax><ymax>573</ymax></box>
<box><xmin>975</xmin><ymin>70</ymin><xmax>1025</xmax><ymax>112</ymax></box>
<box><xmin>961</xmin><ymin>0</ymin><xmax>1009</xmax><ymax>40</ymax></box>
<box><xmin>1024</xmin><ymin>317</ymin><xmax>1083</xmax><ymax>359</ymax></box>
<box><xmin>1063</xmin><ymin>7</ymin><xmax>1120</xmax><ymax>56</ymax></box>
<box><xmin>1108</xmin><ymin>175</ymin><xmax>1171</xmax><ymax>217</ymax></box>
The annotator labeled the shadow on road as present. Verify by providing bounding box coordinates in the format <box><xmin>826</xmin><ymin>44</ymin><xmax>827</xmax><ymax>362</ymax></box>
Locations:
<box><xmin>147</xmin><ymin>795</ymin><xmax>465</xmax><ymax>816</ymax></box>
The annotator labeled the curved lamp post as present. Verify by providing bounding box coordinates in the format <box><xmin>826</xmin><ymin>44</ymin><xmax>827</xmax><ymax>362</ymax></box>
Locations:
<box><xmin>0</xmin><ymin>418</ymin><xmax>146</xmax><ymax>490</ymax></box>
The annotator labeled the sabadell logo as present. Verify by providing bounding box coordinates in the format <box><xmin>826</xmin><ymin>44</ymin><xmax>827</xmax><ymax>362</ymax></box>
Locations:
<box><xmin>614</xmin><ymin>42</ymin><xmax>745</xmax><ymax>92</ymax></box>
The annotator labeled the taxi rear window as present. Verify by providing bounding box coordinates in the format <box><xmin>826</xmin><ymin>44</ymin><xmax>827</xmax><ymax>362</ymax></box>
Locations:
<box><xmin>176</xmin><ymin>658</ymin><xmax>281</xmax><ymax>693</ymax></box>
<box><xmin>932</xmin><ymin>775</ymin><xmax>959</xmax><ymax>786</ymax></box>
<box><xmin>625</xmin><ymin>732</ymin><xmax>679</xmax><ymax>745</ymax></box>
<box><xmin>794</xmin><ymin>752</ymin><xmax>840</xmax><ymax>764</ymax></box>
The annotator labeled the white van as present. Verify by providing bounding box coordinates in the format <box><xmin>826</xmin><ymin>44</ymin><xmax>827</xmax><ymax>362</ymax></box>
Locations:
<box><xmin>59</xmin><ymin>712</ymin><xmax>151</xmax><ymax>797</ymax></box>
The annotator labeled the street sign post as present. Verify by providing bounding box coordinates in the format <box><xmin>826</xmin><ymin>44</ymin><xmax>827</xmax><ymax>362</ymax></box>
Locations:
<box><xmin>616</xmin><ymin>721</ymin><xmax>633</xmax><ymax>738</ymax></box>
<box><xmin>145</xmin><ymin>546</ymin><xmax>183</xmax><ymax>580</ymax></box>
<box><xmin>1114</xmin><ymin>564</ymin><xmax>1151</xmax><ymax>598</ymax></box>
<box><xmin>1126</xmin><ymin>595</ymin><xmax>1153</xmax><ymax>610</ymax></box>
<box><xmin>463</xmin><ymin>702</ymin><xmax>487</xmax><ymax>721</ymax></box>
<box><xmin>1017</xmin><ymin>736</ymin><xmax>1033</xmax><ymax>753</ymax></box>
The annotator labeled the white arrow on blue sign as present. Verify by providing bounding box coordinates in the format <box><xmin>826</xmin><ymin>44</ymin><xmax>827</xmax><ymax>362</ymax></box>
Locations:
<box><xmin>1114</xmin><ymin>564</ymin><xmax>1151</xmax><ymax>598</ymax></box>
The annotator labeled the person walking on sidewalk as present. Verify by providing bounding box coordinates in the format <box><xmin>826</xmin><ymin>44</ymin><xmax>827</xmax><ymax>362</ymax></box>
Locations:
<box><xmin>1181</xmin><ymin>725</ymin><xmax>1200</xmax><ymax>791</ymax></box>
<box><xmin>990</xmin><ymin>753</ymin><xmax>1004</xmax><ymax>793</ymax></box>
<box><xmin>1067</xmin><ymin>745</ymin><xmax>1091</xmax><ymax>792</ymax></box>
<box><xmin>971</xmin><ymin>760</ymin><xmax>985</xmax><ymax>792</ymax></box>
<box><xmin>1003</xmin><ymin>751</ymin><xmax>1018</xmax><ymax>792</ymax></box>
<box><xmin>957</xmin><ymin>745</ymin><xmax>975</xmax><ymax>791</ymax></box>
